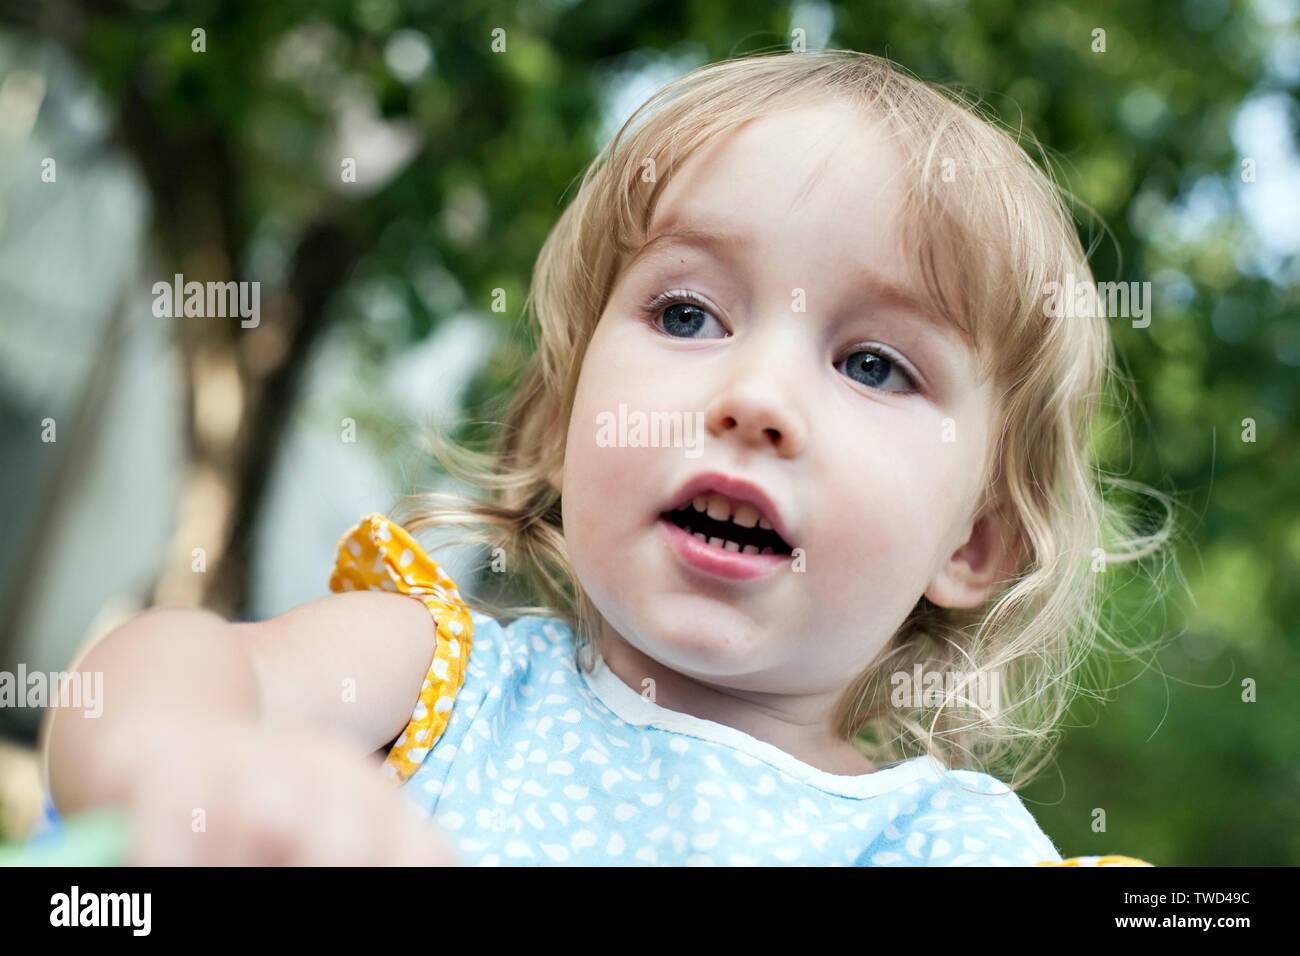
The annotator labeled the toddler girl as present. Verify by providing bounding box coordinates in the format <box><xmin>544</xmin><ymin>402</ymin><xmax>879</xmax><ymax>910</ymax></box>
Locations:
<box><xmin>43</xmin><ymin>49</ymin><xmax>1166</xmax><ymax>866</ymax></box>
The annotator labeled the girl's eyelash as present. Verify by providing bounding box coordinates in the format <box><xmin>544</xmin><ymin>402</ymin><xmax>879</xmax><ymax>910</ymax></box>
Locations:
<box><xmin>839</xmin><ymin>342</ymin><xmax>923</xmax><ymax>393</ymax></box>
<box><xmin>640</xmin><ymin>289</ymin><xmax>723</xmax><ymax>327</ymax></box>
<box><xmin>640</xmin><ymin>288</ymin><xmax>923</xmax><ymax>392</ymax></box>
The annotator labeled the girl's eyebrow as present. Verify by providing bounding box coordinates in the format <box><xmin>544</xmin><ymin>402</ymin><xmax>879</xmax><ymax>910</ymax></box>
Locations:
<box><xmin>630</xmin><ymin>220</ymin><xmax>958</xmax><ymax>340</ymax></box>
<box><xmin>627</xmin><ymin>222</ymin><xmax>744</xmax><ymax>272</ymax></box>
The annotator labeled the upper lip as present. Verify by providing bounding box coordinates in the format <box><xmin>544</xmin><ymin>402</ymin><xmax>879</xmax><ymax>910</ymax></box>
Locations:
<box><xmin>661</xmin><ymin>471</ymin><xmax>796</xmax><ymax>548</ymax></box>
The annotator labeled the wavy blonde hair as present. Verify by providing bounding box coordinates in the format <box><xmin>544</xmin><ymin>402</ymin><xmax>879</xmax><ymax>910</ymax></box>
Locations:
<box><xmin>391</xmin><ymin>48</ymin><xmax>1175</xmax><ymax>789</ymax></box>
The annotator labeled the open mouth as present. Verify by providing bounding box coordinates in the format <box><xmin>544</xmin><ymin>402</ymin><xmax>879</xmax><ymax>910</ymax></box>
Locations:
<box><xmin>660</xmin><ymin>495</ymin><xmax>795</xmax><ymax>556</ymax></box>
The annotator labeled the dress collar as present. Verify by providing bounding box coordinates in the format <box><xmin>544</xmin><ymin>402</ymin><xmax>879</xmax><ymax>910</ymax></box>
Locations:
<box><xmin>579</xmin><ymin>653</ymin><xmax>950</xmax><ymax>799</ymax></box>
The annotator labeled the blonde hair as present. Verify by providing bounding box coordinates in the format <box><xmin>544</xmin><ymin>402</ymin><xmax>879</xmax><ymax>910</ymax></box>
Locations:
<box><xmin>391</xmin><ymin>48</ymin><xmax>1176</xmax><ymax>789</ymax></box>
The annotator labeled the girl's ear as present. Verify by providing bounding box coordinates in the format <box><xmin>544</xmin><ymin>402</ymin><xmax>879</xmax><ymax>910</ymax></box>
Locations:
<box><xmin>924</xmin><ymin>502</ymin><xmax>1025</xmax><ymax>610</ymax></box>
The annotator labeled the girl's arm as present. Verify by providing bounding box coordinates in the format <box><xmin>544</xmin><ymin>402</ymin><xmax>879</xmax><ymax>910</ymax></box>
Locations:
<box><xmin>42</xmin><ymin>591</ymin><xmax>438</xmax><ymax>817</ymax></box>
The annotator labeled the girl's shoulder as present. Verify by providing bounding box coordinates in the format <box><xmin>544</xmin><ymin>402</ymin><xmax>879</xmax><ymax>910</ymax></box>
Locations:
<box><xmin>327</xmin><ymin>512</ymin><xmax>576</xmax><ymax>781</ymax></box>
<box><xmin>328</xmin><ymin>512</ymin><xmax>482</xmax><ymax>782</ymax></box>
<box><xmin>862</xmin><ymin>762</ymin><xmax>1152</xmax><ymax>866</ymax></box>
<box><xmin>909</xmin><ymin>766</ymin><xmax>1066</xmax><ymax>864</ymax></box>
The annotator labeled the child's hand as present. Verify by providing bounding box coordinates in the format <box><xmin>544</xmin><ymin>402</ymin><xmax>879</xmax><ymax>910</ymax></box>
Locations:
<box><xmin>107</xmin><ymin>717</ymin><xmax>459</xmax><ymax>866</ymax></box>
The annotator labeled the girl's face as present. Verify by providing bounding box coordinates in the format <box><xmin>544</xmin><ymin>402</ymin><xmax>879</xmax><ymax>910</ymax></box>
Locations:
<box><xmin>561</xmin><ymin>101</ymin><xmax>1015</xmax><ymax>701</ymax></box>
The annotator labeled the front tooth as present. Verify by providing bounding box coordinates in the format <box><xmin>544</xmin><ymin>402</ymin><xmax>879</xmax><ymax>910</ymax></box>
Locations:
<box><xmin>693</xmin><ymin>495</ymin><xmax>709</xmax><ymax>513</ymax></box>
<box><xmin>706</xmin><ymin>494</ymin><xmax>731</xmax><ymax>522</ymax></box>
<box><xmin>732</xmin><ymin>503</ymin><xmax>760</xmax><ymax>528</ymax></box>
<box><xmin>708</xmin><ymin>536</ymin><xmax>724</xmax><ymax>548</ymax></box>
<box><xmin>760</xmin><ymin>546</ymin><xmax>774</xmax><ymax>555</ymax></box>
<box><xmin>693</xmin><ymin>532</ymin><xmax>707</xmax><ymax>541</ymax></box>
<box><xmin>742</xmin><ymin>544</ymin><xmax>759</xmax><ymax>554</ymax></box>
<box><xmin>758</xmin><ymin>516</ymin><xmax>773</xmax><ymax>530</ymax></box>
<box><xmin>723</xmin><ymin>540</ymin><xmax>740</xmax><ymax>552</ymax></box>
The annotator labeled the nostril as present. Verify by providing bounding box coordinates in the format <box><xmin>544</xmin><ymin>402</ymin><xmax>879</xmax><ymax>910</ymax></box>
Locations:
<box><xmin>764</xmin><ymin>427</ymin><xmax>780</xmax><ymax>442</ymax></box>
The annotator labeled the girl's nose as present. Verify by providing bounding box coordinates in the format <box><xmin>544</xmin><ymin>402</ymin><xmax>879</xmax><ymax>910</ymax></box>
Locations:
<box><xmin>703</xmin><ymin>368</ymin><xmax>807</xmax><ymax>459</ymax></box>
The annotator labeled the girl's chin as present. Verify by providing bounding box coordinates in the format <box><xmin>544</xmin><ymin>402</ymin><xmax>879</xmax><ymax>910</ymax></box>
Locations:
<box><xmin>630</xmin><ymin>610</ymin><xmax>775</xmax><ymax>672</ymax></box>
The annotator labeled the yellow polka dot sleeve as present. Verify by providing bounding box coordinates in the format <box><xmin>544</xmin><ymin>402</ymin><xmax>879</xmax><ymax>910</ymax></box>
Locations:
<box><xmin>1037</xmin><ymin>855</ymin><xmax>1153</xmax><ymax>866</ymax></box>
<box><xmin>328</xmin><ymin>512</ymin><xmax>473</xmax><ymax>785</ymax></box>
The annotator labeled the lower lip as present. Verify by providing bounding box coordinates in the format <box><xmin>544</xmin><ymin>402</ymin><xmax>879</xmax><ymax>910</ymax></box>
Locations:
<box><xmin>657</xmin><ymin>516</ymin><xmax>791</xmax><ymax>581</ymax></box>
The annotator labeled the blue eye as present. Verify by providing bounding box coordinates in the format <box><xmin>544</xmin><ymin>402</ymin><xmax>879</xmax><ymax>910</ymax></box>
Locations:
<box><xmin>640</xmin><ymin>292</ymin><xmax>919</xmax><ymax>393</ymax></box>
<box><xmin>643</xmin><ymin>291</ymin><xmax>729</xmax><ymax>339</ymax></box>
<box><xmin>838</xmin><ymin>348</ymin><xmax>918</xmax><ymax>393</ymax></box>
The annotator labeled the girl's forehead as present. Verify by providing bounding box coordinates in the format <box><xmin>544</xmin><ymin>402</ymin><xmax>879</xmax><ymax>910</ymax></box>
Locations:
<box><xmin>643</xmin><ymin>139</ymin><xmax>909</xmax><ymax>274</ymax></box>
<box><xmin>651</xmin><ymin>103</ymin><xmax>905</xmax><ymax>214</ymax></box>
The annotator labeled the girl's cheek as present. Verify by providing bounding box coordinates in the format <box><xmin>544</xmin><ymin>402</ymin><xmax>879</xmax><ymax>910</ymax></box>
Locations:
<box><xmin>812</xmin><ymin>446</ymin><xmax>947</xmax><ymax>579</ymax></box>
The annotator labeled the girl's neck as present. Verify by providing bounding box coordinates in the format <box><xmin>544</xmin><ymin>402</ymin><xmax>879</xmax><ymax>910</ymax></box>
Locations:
<box><xmin>595</xmin><ymin>621</ymin><xmax>877</xmax><ymax>777</ymax></box>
